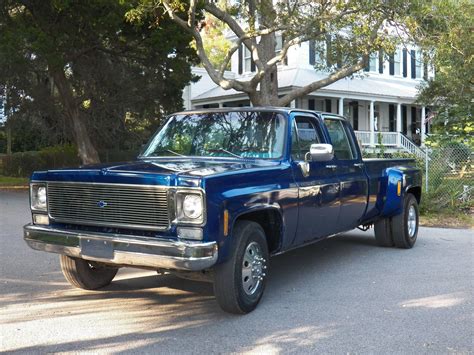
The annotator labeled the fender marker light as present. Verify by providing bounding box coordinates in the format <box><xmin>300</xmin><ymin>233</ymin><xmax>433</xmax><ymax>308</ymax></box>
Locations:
<box><xmin>223</xmin><ymin>209</ymin><xmax>229</xmax><ymax>236</ymax></box>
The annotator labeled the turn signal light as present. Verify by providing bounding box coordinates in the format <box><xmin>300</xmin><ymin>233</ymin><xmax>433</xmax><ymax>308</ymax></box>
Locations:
<box><xmin>33</xmin><ymin>213</ymin><xmax>49</xmax><ymax>225</ymax></box>
<box><xmin>223</xmin><ymin>209</ymin><xmax>229</xmax><ymax>236</ymax></box>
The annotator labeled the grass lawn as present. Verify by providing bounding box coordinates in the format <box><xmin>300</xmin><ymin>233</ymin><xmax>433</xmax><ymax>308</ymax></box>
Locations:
<box><xmin>420</xmin><ymin>210</ymin><xmax>473</xmax><ymax>229</ymax></box>
<box><xmin>0</xmin><ymin>175</ymin><xmax>29</xmax><ymax>187</ymax></box>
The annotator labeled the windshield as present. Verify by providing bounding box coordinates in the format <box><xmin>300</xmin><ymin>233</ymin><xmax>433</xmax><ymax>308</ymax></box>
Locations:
<box><xmin>142</xmin><ymin>111</ymin><xmax>287</xmax><ymax>159</ymax></box>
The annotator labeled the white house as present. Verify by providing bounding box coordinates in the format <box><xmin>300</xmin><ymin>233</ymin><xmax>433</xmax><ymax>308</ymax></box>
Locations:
<box><xmin>183</xmin><ymin>39</ymin><xmax>433</xmax><ymax>158</ymax></box>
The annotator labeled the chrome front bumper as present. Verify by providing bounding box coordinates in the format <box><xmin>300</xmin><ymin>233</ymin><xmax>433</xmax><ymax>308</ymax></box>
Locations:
<box><xmin>23</xmin><ymin>224</ymin><xmax>218</xmax><ymax>271</ymax></box>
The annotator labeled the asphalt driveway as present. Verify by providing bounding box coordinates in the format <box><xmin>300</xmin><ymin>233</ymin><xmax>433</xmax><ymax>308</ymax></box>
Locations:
<box><xmin>1</xmin><ymin>190</ymin><xmax>472</xmax><ymax>353</ymax></box>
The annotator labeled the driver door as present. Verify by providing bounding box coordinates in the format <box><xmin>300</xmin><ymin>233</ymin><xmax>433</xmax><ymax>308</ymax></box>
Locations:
<box><xmin>290</xmin><ymin>113</ymin><xmax>341</xmax><ymax>246</ymax></box>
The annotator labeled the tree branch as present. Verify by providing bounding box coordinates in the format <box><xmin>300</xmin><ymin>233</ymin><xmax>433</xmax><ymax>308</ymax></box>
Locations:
<box><xmin>278</xmin><ymin>18</ymin><xmax>384</xmax><ymax>106</ymax></box>
<box><xmin>204</xmin><ymin>1</ymin><xmax>264</xmax><ymax>72</ymax></box>
<box><xmin>162</xmin><ymin>0</ymin><xmax>253</xmax><ymax>93</ymax></box>
<box><xmin>278</xmin><ymin>59</ymin><xmax>367</xmax><ymax>106</ymax></box>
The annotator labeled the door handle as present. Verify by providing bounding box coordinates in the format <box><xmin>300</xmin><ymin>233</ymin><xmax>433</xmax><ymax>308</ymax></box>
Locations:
<box><xmin>354</xmin><ymin>163</ymin><xmax>364</xmax><ymax>168</ymax></box>
<box><xmin>325</xmin><ymin>164</ymin><xmax>337</xmax><ymax>170</ymax></box>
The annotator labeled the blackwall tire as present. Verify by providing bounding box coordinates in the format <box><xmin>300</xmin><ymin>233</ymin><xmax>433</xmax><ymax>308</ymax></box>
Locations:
<box><xmin>59</xmin><ymin>255</ymin><xmax>118</xmax><ymax>290</ymax></box>
<box><xmin>391</xmin><ymin>193</ymin><xmax>419</xmax><ymax>249</ymax></box>
<box><xmin>374</xmin><ymin>218</ymin><xmax>394</xmax><ymax>247</ymax></box>
<box><xmin>213</xmin><ymin>220</ymin><xmax>269</xmax><ymax>314</ymax></box>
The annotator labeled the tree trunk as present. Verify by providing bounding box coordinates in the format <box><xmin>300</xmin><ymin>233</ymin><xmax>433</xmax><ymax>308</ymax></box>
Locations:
<box><xmin>6</xmin><ymin>124</ymin><xmax>12</xmax><ymax>155</ymax></box>
<box><xmin>259</xmin><ymin>35</ymin><xmax>279</xmax><ymax>106</ymax></box>
<box><xmin>52</xmin><ymin>70</ymin><xmax>100</xmax><ymax>165</ymax></box>
<box><xmin>248</xmin><ymin>33</ymin><xmax>280</xmax><ymax>107</ymax></box>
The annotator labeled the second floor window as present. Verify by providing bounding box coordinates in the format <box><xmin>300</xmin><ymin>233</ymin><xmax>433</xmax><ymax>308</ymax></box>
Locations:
<box><xmin>389</xmin><ymin>49</ymin><xmax>401</xmax><ymax>76</ymax></box>
<box><xmin>369</xmin><ymin>53</ymin><xmax>377</xmax><ymax>72</ymax></box>
<box><xmin>244</xmin><ymin>46</ymin><xmax>252</xmax><ymax>72</ymax></box>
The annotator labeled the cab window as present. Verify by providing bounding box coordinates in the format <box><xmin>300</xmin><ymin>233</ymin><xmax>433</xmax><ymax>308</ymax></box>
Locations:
<box><xmin>325</xmin><ymin>119</ymin><xmax>356</xmax><ymax>160</ymax></box>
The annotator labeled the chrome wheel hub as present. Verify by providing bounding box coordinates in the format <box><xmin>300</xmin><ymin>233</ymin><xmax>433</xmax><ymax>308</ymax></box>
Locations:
<box><xmin>407</xmin><ymin>205</ymin><xmax>417</xmax><ymax>237</ymax></box>
<box><xmin>241</xmin><ymin>241</ymin><xmax>266</xmax><ymax>296</ymax></box>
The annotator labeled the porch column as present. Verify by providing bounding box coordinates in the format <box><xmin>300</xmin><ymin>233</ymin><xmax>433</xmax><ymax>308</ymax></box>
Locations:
<box><xmin>370</xmin><ymin>100</ymin><xmax>375</xmax><ymax>147</ymax></box>
<box><xmin>338</xmin><ymin>97</ymin><xmax>344</xmax><ymax>116</ymax></box>
<box><xmin>290</xmin><ymin>100</ymin><xmax>296</xmax><ymax>108</ymax></box>
<box><xmin>218</xmin><ymin>102</ymin><xmax>224</xmax><ymax>108</ymax></box>
<box><xmin>421</xmin><ymin>106</ymin><xmax>426</xmax><ymax>146</ymax></box>
<box><xmin>396</xmin><ymin>103</ymin><xmax>402</xmax><ymax>147</ymax></box>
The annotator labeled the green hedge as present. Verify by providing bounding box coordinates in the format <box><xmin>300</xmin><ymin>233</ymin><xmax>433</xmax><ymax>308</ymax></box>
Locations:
<box><xmin>0</xmin><ymin>146</ymin><xmax>139</xmax><ymax>178</ymax></box>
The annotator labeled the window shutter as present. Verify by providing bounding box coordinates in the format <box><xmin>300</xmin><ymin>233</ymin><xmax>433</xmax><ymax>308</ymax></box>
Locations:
<box><xmin>411</xmin><ymin>50</ymin><xmax>416</xmax><ymax>79</ymax></box>
<box><xmin>308</xmin><ymin>99</ymin><xmax>315</xmax><ymax>110</ymax></box>
<box><xmin>402</xmin><ymin>49</ymin><xmax>408</xmax><ymax>77</ymax></box>
<box><xmin>326</xmin><ymin>35</ymin><xmax>332</xmax><ymax>67</ymax></box>
<box><xmin>389</xmin><ymin>104</ymin><xmax>395</xmax><ymax>131</ymax></box>
<box><xmin>251</xmin><ymin>56</ymin><xmax>256</xmax><ymax>72</ymax></box>
<box><xmin>325</xmin><ymin>99</ymin><xmax>332</xmax><ymax>113</ymax></box>
<box><xmin>411</xmin><ymin>107</ymin><xmax>417</xmax><ymax>134</ymax></box>
<box><xmin>378</xmin><ymin>50</ymin><xmax>383</xmax><ymax>74</ymax></box>
<box><xmin>238</xmin><ymin>45</ymin><xmax>243</xmax><ymax>74</ymax></box>
<box><xmin>389</xmin><ymin>54</ymin><xmax>395</xmax><ymax>75</ymax></box>
<box><xmin>423</xmin><ymin>53</ymin><xmax>428</xmax><ymax>80</ymax></box>
<box><xmin>353</xmin><ymin>101</ymin><xmax>359</xmax><ymax>130</ymax></box>
<box><xmin>309</xmin><ymin>40</ymin><xmax>315</xmax><ymax>65</ymax></box>
<box><xmin>336</xmin><ymin>47</ymin><xmax>342</xmax><ymax>69</ymax></box>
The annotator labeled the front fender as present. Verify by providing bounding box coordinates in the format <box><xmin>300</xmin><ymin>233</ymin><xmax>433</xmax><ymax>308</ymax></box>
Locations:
<box><xmin>217</xmin><ymin>201</ymin><xmax>285</xmax><ymax>265</ymax></box>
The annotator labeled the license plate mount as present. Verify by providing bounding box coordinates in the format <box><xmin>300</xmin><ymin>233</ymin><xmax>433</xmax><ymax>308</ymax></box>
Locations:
<box><xmin>80</xmin><ymin>238</ymin><xmax>114</xmax><ymax>260</ymax></box>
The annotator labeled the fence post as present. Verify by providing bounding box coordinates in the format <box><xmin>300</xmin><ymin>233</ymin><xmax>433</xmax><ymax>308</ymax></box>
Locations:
<box><xmin>425</xmin><ymin>148</ymin><xmax>429</xmax><ymax>192</ymax></box>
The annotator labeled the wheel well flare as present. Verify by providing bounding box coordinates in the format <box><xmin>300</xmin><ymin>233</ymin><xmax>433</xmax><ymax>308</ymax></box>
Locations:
<box><xmin>235</xmin><ymin>209</ymin><xmax>282</xmax><ymax>253</ymax></box>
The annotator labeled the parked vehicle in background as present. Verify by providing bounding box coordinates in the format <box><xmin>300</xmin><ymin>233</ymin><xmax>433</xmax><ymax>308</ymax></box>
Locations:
<box><xmin>24</xmin><ymin>108</ymin><xmax>422</xmax><ymax>313</ymax></box>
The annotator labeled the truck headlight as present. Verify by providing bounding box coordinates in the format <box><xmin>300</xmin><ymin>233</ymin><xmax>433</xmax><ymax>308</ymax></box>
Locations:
<box><xmin>176</xmin><ymin>192</ymin><xmax>204</xmax><ymax>224</ymax></box>
<box><xmin>31</xmin><ymin>183</ymin><xmax>47</xmax><ymax>212</ymax></box>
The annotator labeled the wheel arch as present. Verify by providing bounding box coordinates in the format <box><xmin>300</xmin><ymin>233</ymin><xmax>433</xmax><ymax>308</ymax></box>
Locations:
<box><xmin>406</xmin><ymin>185</ymin><xmax>421</xmax><ymax>204</ymax></box>
<box><xmin>232</xmin><ymin>206</ymin><xmax>283</xmax><ymax>254</ymax></box>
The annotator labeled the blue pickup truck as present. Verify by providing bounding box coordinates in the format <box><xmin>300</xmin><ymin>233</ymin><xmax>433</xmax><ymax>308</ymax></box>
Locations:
<box><xmin>24</xmin><ymin>108</ymin><xmax>421</xmax><ymax>314</ymax></box>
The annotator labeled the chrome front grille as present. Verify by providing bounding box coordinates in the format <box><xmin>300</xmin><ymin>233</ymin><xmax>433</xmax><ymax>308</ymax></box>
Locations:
<box><xmin>47</xmin><ymin>182</ymin><xmax>169</xmax><ymax>230</ymax></box>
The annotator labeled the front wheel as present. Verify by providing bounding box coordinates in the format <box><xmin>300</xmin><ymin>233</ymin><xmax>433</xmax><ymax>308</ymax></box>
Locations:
<box><xmin>213</xmin><ymin>220</ymin><xmax>269</xmax><ymax>314</ymax></box>
<box><xmin>60</xmin><ymin>255</ymin><xmax>118</xmax><ymax>290</ymax></box>
<box><xmin>391</xmin><ymin>193</ymin><xmax>419</xmax><ymax>249</ymax></box>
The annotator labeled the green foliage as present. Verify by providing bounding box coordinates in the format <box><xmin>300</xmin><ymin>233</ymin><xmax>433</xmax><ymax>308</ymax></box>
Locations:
<box><xmin>0</xmin><ymin>145</ymin><xmax>139</xmax><ymax>177</ymax></box>
<box><xmin>201</xmin><ymin>15</ymin><xmax>232</xmax><ymax>70</ymax></box>
<box><xmin>1</xmin><ymin>148</ymin><xmax>81</xmax><ymax>178</ymax></box>
<box><xmin>415</xmin><ymin>0</ymin><xmax>473</xmax><ymax>147</ymax></box>
<box><xmin>376</xmin><ymin>133</ymin><xmax>386</xmax><ymax>158</ymax></box>
<box><xmin>0</xmin><ymin>0</ymin><xmax>198</xmax><ymax>153</ymax></box>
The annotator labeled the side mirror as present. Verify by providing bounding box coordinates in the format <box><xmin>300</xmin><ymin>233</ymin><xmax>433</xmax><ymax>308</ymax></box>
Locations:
<box><xmin>306</xmin><ymin>143</ymin><xmax>334</xmax><ymax>162</ymax></box>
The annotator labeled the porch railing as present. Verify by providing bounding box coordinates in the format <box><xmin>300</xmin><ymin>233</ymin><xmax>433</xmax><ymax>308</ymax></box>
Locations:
<box><xmin>354</xmin><ymin>131</ymin><xmax>426</xmax><ymax>159</ymax></box>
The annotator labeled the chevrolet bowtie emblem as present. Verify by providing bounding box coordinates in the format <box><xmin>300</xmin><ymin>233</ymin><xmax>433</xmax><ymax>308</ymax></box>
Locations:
<box><xmin>97</xmin><ymin>200</ymin><xmax>108</xmax><ymax>208</ymax></box>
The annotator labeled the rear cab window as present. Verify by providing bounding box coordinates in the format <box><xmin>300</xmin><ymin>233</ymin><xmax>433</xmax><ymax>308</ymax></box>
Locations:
<box><xmin>324</xmin><ymin>117</ymin><xmax>358</xmax><ymax>160</ymax></box>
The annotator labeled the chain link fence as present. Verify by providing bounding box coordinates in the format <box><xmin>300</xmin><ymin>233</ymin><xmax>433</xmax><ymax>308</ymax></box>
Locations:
<box><xmin>423</xmin><ymin>145</ymin><xmax>473</xmax><ymax>212</ymax></box>
<box><xmin>362</xmin><ymin>144</ymin><xmax>473</xmax><ymax>213</ymax></box>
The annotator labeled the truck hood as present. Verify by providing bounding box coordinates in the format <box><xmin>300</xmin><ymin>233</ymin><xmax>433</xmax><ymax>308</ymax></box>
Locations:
<box><xmin>31</xmin><ymin>158</ymin><xmax>280</xmax><ymax>187</ymax></box>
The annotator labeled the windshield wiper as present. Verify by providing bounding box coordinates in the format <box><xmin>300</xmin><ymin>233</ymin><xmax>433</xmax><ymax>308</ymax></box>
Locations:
<box><xmin>207</xmin><ymin>148</ymin><xmax>241</xmax><ymax>158</ymax></box>
<box><xmin>144</xmin><ymin>149</ymin><xmax>186</xmax><ymax>158</ymax></box>
<box><xmin>165</xmin><ymin>149</ymin><xmax>185</xmax><ymax>157</ymax></box>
